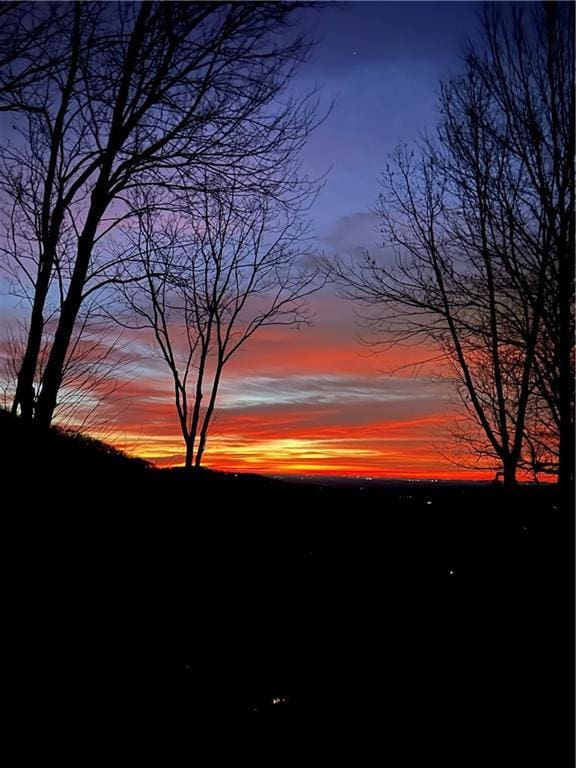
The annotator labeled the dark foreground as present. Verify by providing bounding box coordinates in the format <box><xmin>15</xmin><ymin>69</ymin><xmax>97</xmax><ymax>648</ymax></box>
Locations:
<box><xmin>172</xmin><ymin>476</ymin><xmax>572</xmax><ymax>757</ymax></box>
<box><xmin>2</xmin><ymin>412</ymin><xmax>573</xmax><ymax>760</ymax></box>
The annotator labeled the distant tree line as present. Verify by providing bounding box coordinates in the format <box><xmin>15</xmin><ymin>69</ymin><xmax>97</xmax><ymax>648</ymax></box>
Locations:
<box><xmin>329</xmin><ymin>2</ymin><xmax>574</xmax><ymax>489</ymax></box>
<box><xmin>0</xmin><ymin>1</ymin><xmax>322</xmax><ymax>465</ymax></box>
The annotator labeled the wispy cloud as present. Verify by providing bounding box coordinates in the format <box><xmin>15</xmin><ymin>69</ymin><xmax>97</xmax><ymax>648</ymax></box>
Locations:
<box><xmin>217</xmin><ymin>373</ymin><xmax>448</xmax><ymax>409</ymax></box>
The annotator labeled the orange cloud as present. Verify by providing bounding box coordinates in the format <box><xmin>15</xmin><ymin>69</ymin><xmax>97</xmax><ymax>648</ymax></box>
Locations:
<box><xmin>71</xmin><ymin>294</ymin><xmax>495</xmax><ymax>480</ymax></box>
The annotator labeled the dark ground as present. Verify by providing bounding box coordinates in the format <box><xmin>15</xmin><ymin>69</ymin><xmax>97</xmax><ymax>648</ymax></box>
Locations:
<box><xmin>1</xmin><ymin>410</ymin><xmax>573</xmax><ymax>760</ymax></box>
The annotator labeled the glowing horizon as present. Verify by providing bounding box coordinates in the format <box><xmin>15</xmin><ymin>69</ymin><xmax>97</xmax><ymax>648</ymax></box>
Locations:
<box><xmin>98</xmin><ymin>308</ymin><xmax>501</xmax><ymax>482</ymax></box>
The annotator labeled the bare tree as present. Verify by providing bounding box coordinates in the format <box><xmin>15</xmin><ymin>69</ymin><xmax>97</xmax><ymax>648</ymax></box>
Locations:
<box><xmin>118</xmin><ymin>181</ymin><xmax>320</xmax><ymax>469</ymax></box>
<box><xmin>1</xmin><ymin>2</ymin><xmax>320</xmax><ymax>429</ymax></box>
<box><xmin>328</xmin><ymin>2</ymin><xmax>573</xmax><ymax>487</ymax></box>
<box><xmin>330</xmin><ymin>143</ymin><xmax>540</xmax><ymax>486</ymax></box>
<box><xmin>466</xmin><ymin>1</ymin><xmax>574</xmax><ymax>489</ymax></box>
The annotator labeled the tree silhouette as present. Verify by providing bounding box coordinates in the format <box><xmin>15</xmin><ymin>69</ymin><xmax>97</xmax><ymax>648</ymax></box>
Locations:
<box><xmin>328</xmin><ymin>2</ymin><xmax>574</xmax><ymax>487</ymax></box>
<box><xmin>1</xmin><ymin>2</ymin><xmax>320</xmax><ymax>430</ymax></box>
<box><xmin>118</xmin><ymin>179</ymin><xmax>320</xmax><ymax>469</ymax></box>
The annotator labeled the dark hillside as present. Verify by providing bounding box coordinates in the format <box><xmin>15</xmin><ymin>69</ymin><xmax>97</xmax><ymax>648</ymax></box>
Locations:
<box><xmin>2</xmin><ymin>411</ymin><xmax>572</xmax><ymax>761</ymax></box>
<box><xmin>0</xmin><ymin>408</ymin><xmax>150</xmax><ymax>477</ymax></box>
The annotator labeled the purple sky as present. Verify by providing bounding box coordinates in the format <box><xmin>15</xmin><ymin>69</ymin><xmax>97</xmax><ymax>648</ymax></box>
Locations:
<box><xmin>2</xmin><ymin>1</ymin><xmax>503</xmax><ymax>478</ymax></box>
<box><xmin>294</xmin><ymin>1</ymin><xmax>482</xmax><ymax>249</ymax></box>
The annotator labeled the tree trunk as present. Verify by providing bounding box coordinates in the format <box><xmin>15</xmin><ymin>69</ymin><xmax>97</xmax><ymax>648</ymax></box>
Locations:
<box><xmin>557</xmin><ymin>243</ymin><xmax>574</xmax><ymax>495</ymax></box>
<box><xmin>557</xmin><ymin>411</ymin><xmax>574</xmax><ymax>495</ymax></box>
<box><xmin>502</xmin><ymin>462</ymin><xmax>518</xmax><ymax>488</ymax></box>
<box><xmin>12</xmin><ymin>292</ymin><xmax>46</xmax><ymax>421</ymax></box>
<box><xmin>12</xmin><ymin>246</ymin><xmax>58</xmax><ymax>421</ymax></box>
<box><xmin>34</xmin><ymin>232</ymin><xmax>95</xmax><ymax>429</ymax></box>
<box><xmin>194</xmin><ymin>361</ymin><xmax>223</xmax><ymax>468</ymax></box>
<box><xmin>34</xmin><ymin>302</ymin><xmax>74</xmax><ymax>429</ymax></box>
<box><xmin>184</xmin><ymin>438</ymin><xmax>193</xmax><ymax>469</ymax></box>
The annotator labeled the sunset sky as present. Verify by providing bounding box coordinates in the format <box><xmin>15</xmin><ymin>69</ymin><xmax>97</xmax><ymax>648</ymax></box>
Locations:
<box><xmin>109</xmin><ymin>1</ymin><xmax>486</xmax><ymax>478</ymax></box>
<box><xmin>1</xmin><ymin>1</ymin><xmax>496</xmax><ymax>479</ymax></box>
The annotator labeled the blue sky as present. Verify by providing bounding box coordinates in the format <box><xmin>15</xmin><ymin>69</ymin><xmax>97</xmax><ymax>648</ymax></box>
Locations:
<box><xmin>295</xmin><ymin>1</ymin><xmax>482</xmax><ymax>245</ymax></box>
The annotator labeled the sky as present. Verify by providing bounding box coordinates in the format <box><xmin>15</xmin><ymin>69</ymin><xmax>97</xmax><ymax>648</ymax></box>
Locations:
<box><xmin>112</xmin><ymin>1</ymin><xmax>486</xmax><ymax>478</ymax></box>
<box><xmin>2</xmin><ymin>1</ymin><xmax>495</xmax><ymax>479</ymax></box>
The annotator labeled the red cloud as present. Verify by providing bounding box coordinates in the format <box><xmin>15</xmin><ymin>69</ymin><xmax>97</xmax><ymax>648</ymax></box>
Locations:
<box><xmin>45</xmin><ymin>292</ymin><xmax>492</xmax><ymax>480</ymax></box>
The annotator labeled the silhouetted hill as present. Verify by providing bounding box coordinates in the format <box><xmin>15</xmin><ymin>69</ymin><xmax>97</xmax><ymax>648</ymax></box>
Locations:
<box><xmin>0</xmin><ymin>407</ymin><xmax>150</xmax><ymax>476</ymax></box>
<box><xmin>2</xmin><ymin>410</ymin><xmax>572</xmax><ymax>762</ymax></box>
